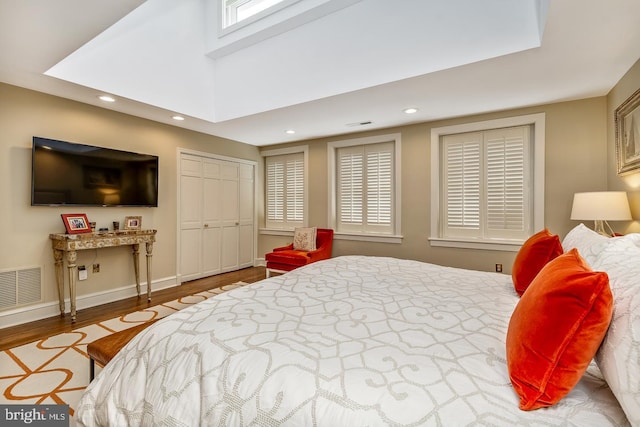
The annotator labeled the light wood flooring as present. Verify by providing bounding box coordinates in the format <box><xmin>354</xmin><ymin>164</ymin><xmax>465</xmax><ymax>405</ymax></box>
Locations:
<box><xmin>0</xmin><ymin>266</ymin><xmax>266</xmax><ymax>351</ymax></box>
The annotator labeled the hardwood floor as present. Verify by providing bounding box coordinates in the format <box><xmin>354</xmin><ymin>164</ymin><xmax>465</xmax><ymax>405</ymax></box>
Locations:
<box><xmin>0</xmin><ymin>266</ymin><xmax>267</xmax><ymax>352</ymax></box>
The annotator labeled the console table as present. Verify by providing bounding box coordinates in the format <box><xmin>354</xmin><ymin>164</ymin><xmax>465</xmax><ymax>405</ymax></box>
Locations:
<box><xmin>49</xmin><ymin>229</ymin><xmax>157</xmax><ymax>322</ymax></box>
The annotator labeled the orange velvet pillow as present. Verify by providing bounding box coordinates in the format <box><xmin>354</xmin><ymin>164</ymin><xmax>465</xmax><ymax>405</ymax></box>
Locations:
<box><xmin>512</xmin><ymin>228</ymin><xmax>563</xmax><ymax>296</ymax></box>
<box><xmin>506</xmin><ymin>249</ymin><xmax>613</xmax><ymax>410</ymax></box>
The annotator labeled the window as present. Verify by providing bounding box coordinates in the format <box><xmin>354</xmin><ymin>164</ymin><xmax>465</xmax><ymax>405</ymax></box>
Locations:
<box><xmin>222</xmin><ymin>0</ymin><xmax>287</xmax><ymax>28</ymax></box>
<box><xmin>263</xmin><ymin>148</ymin><xmax>307</xmax><ymax>230</ymax></box>
<box><xmin>430</xmin><ymin>114</ymin><xmax>545</xmax><ymax>251</ymax></box>
<box><xmin>329</xmin><ymin>134</ymin><xmax>401</xmax><ymax>242</ymax></box>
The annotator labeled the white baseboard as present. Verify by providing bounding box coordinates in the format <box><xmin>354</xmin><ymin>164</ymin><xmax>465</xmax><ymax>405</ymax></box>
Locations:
<box><xmin>0</xmin><ymin>276</ymin><xmax>178</xmax><ymax>329</ymax></box>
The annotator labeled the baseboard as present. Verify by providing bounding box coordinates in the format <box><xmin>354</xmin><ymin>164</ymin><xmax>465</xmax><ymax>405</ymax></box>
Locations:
<box><xmin>0</xmin><ymin>275</ymin><xmax>178</xmax><ymax>328</ymax></box>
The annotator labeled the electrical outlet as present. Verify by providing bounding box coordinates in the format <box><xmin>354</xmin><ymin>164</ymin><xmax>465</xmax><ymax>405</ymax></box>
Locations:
<box><xmin>93</xmin><ymin>263</ymin><xmax>100</xmax><ymax>273</ymax></box>
<box><xmin>78</xmin><ymin>265</ymin><xmax>88</xmax><ymax>280</ymax></box>
<box><xmin>495</xmin><ymin>263</ymin><xmax>503</xmax><ymax>273</ymax></box>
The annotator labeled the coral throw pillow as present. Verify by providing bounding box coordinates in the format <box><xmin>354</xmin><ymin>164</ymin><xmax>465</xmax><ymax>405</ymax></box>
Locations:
<box><xmin>512</xmin><ymin>228</ymin><xmax>563</xmax><ymax>296</ymax></box>
<box><xmin>293</xmin><ymin>227</ymin><xmax>317</xmax><ymax>251</ymax></box>
<box><xmin>506</xmin><ymin>249</ymin><xmax>613</xmax><ymax>410</ymax></box>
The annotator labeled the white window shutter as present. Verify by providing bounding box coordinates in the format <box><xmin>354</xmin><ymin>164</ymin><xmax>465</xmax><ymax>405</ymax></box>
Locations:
<box><xmin>442</xmin><ymin>126</ymin><xmax>530</xmax><ymax>241</ymax></box>
<box><xmin>337</xmin><ymin>142</ymin><xmax>394</xmax><ymax>234</ymax></box>
<box><xmin>266</xmin><ymin>159</ymin><xmax>283</xmax><ymax>223</ymax></box>
<box><xmin>266</xmin><ymin>153</ymin><xmax>304</xmax><ymax>228</ymax></box>
<box><xmin>285</xmin><ymin>156</ymin><xmax>304</xmax><ymax>223</ymax></box>
<box><xmin>484</xmin><ymin>127</ymin><xmax>529</xmax><ymax>240</ymax></box>
<box><xmin>366</xmin><ymin>143</ymin><xmax>393</xmax><ymax>229</ymax></box>
<box><xmin>338</xmin><ymin>147</ymin><xmax>363</xmax><ymax>226</ymax></box>
<box><xmin>443</xmin><ymin>133</ymin><xmax>481</xmax><ymax>238</ymax></box>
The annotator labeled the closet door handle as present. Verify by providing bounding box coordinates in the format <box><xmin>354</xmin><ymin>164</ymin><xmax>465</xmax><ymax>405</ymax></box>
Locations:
<box><xmin>204</xmin><ymin>224</ymin><xmax>209</xmax><ymax>228</ymax></box>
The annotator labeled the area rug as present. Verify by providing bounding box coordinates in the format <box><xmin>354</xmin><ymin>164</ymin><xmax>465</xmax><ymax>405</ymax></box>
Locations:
<box><xmin>0</xmin><ymin>281</ymin><xmax>248</xmax><ymax>423</ymax></box>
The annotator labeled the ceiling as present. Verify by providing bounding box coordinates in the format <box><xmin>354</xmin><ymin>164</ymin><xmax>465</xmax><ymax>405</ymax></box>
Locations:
<box><xmin>1</xmin><ymin>0</ymin><xmax>640</xmax><ymax>146</ymax></box>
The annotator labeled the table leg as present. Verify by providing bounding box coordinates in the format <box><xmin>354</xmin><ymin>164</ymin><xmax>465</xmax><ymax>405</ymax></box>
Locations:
<box><xmin>66</xmin><ymin>250</ymin><xmax>78</xmax><ymax>322</ymax></box>
<box><xmin>53</xmin><ymin>249</ymin><xmax>65</xmax><ymax>316</ymax></box>
<box><xmin>132</xmin><ymin>244</ymin><xmax>141</xmax><ymax>297</ymax></box>
<box><xmin>145</xmin><ymin>241</ymin><xmax>153</xmax><ymax>302</ymax></box>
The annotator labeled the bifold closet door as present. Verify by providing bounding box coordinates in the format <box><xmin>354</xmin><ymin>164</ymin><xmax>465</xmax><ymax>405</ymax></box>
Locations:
<box><xmin>220</xmin><ymin>161</ymin><xmax>239</xmax><ymax>272</ymax></box>
<box><xmin>179</xmin><ymin>153</ymin><xmax>254</xmax><ymax>282</ymax></box>
<box><xmin>179</xmin><ymin>154</ymin><xmax>204</xmax><ymax>282</ymax></box>
<box><xmin>238</xmin><ymin>163</ymin><xmax>254</xmax><ymax>268</ymax></box>
<box><xmin>201</xmin><ymin>159</ymin><xmax>222</xmax><ymax>276</ymax></box>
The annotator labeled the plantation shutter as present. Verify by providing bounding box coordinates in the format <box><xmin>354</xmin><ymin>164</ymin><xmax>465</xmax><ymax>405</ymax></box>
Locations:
<box><xmin>265</xmin><ymin>153</ymin><xmax>304</xmax><ymax>228</ymax></box>
<box><xmin>266</xmin><ymin>159</ymin><xmax>284</xmax><ymax>223</ymax></box>
<box><xmin>285</xmin><ymin>155</ymin><xmax>304</xmax><ymax>223</ymax></box>
<box><xmin>442</xmin><ymin>126</ymin><xmax>530</xmax><ymax>241</ymax></box>
<box><xmin>443</xmin><ymin>133</ymin><xmax>481</xmax><ymax>238</ymax></box>
<box><xmin>485</xmin><ymin>127</ymin><xmax>528</xmax><ymax>239</ymax></box>
<box><xmin>337</xmin><ymin>142</ymin><xmax>394</xmax><ymax>234</ymax></box>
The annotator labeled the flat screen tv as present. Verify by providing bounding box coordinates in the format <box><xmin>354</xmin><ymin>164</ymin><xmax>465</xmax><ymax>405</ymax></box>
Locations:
<box><xmin>31</xmin><ymin>137</ymin><xmax>158</xmax><ymax>207</ymax></box>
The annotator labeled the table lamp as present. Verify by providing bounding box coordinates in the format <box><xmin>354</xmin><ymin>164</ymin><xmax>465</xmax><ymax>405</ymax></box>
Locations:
<box><xmin>570</xmin><ymin>191</ymin><xmax>632</xmax><ymax>236</ymax></box>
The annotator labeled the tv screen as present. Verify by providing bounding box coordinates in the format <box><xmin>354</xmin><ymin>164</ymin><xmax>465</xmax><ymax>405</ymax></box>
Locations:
<box><xmin>31</xmin><ymin>137</ymin><xmax>158</xmax><ymax>207</ymax></box>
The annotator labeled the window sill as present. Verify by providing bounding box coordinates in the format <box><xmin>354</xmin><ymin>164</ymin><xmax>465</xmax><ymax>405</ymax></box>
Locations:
<box><xmin>260</xmin><ymin>228</ymin><xmax>295</xmax><ymax>236</ymax></box>
<box><xmin>428</xmin><ymin>237</ymin><xmax>522</xmax><ymax>252</ymax></box>
<box><xmin>335</xmin><ymin>232</ymin><xmax>403</xmax><ymax>244</ymax></box>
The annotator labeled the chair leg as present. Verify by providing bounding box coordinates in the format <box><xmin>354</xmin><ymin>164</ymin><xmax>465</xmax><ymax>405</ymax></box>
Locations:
<box><xmin>266</xmin><ymin>268</ymin><xmax>271</xmax><ymax>278</ymax></box>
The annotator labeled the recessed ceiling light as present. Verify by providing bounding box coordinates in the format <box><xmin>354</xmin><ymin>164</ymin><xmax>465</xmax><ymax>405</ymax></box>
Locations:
<box><xmin>285</xmin><ymin>130</ymin><xmax>295</xmax><ymax>134</ymax></box>
<box><xmin>98</xmin><ymin>95</ymin><xmax>115</xmax><ymax>102</ymax></box>
<box><xmin>403</xmin><ymin>107</ymin><xmax>418</xmax><ymax>114</ymax></box>
<box><xmin>172</xmin><ymin>115</ymin><xmax>185</xmax><ymax>121</ymax></box>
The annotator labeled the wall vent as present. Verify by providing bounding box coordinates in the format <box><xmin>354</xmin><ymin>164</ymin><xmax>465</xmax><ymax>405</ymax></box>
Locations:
<box><xmin>0</xmin><ymin>267</ymin><xmax>42</xmax><ymax>311</ymax></box>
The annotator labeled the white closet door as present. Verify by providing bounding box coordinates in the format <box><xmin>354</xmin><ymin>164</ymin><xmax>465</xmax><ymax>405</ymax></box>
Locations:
<box><xmin>179</xmin><ymin>152</ymin><xmax>254</xmax><ymax>282</ymax></box>
<box><xmin>202</xmin><ymin>159</ymin><xmax>222</xmax><ymax>276</ymax></box>
<box><xmin>179</xmin><ymin>155</ymin><xmax>203</xmax><ymax>281</ymax></box>
<box><xmin>238</xmin><ymin>163</ymin><xmax>254</xmax><ymax>268</ymax></box>
<box><xmin>220</xmin><ymin>161</ymin><xmax>239</xmax><ymax>272</ymax></box>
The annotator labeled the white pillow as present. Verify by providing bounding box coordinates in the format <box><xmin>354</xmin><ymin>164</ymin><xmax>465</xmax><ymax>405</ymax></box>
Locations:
<box><xmin>592</xmin><ymin>235</ymin><xmax>640</xmax><ymax>424</ymax></box>
<box><xmin>293</xmin><ymin>227</ymin><xmax>317</xmax><ymax>251</ymax></box>
<box><xmin>561</xmin><ymin>223</ymin><xmax>609</xmax><ymax>266</ymax></box>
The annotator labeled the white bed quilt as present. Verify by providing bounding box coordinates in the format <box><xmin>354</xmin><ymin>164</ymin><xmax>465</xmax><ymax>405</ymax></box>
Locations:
<box><xmin>77</xmin><ymin>256</ymin><xmax>627</xmax><ymax>426</ymax></box>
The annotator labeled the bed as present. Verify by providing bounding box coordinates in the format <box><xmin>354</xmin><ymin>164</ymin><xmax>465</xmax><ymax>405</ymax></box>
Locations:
<box><xmin>76</xmin><ymin>226</ymin><xmax>639</xmax><ymax>426</ymax></box>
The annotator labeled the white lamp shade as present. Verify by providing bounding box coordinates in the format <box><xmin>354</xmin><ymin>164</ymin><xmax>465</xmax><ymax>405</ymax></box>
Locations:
<box><xmin>570</xmin><ymin>191</ymin><xmax>632</xmax><ymax>221</ymax></box>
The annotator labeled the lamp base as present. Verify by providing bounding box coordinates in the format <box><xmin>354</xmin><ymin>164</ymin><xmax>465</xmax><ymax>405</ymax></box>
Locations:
<box><xmin>593</xmin><ymin>220</ymin><xmax>610</xmax><ymax>237</ymax></box>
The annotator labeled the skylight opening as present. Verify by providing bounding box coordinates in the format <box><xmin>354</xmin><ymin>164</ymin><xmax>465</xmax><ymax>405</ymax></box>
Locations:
<box><xmin>223</xmin><ymin>0</ymin><xmax>287</xmax><ymax>28</ymax></box>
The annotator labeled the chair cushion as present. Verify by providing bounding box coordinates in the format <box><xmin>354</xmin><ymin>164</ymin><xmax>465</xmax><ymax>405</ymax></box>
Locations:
<box><xmin>265</xmin><ymin>249</ymin><xmax>312</xmax><ymax>267</ymax></box>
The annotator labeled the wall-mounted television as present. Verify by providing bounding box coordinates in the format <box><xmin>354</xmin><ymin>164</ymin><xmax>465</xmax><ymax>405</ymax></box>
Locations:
<box><xmin>31</xmin><ymin>137</ymin><xmax>158</xmax><ymax>207</ymax></box>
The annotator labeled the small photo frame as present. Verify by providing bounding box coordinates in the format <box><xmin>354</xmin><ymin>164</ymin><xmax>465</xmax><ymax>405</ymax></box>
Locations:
<box><xmin>61</xmin><ymin>213</ymin><xmax>92</xmax><ymax>234</ymax></box>
<box><xmin>124</xmin><ymin>216</ymin><xmax>142</xmax><ymax>230</ymax></box>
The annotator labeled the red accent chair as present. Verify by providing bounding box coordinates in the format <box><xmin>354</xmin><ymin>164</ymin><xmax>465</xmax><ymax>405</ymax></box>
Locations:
<box><xmin>265</xmin><ymin>228</ymin><xmax>334</xmax><ymax>278</ymax></box>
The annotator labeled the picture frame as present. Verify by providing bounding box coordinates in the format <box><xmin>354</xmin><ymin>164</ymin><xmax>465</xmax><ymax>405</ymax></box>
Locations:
<box><xmin>61</xmin><ymin>213</ymin><xmax>92</xmax><ymax>234</ymax></box>
<box><xmin>124</xmin><ymin>216</ymin><xmax>142</xmax><ymax>230</ymax></box>
<box><xmin>615</xmin><ymin>87</ymin><xmax>640</xmax><ymax>175</ymax></box>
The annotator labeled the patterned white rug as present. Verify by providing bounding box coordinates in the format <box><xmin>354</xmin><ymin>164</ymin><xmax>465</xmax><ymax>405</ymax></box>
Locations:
<box><xmin>0</xmin><ymin>282</ymin><xmax>248</xmax><ymax>423</ymax></box>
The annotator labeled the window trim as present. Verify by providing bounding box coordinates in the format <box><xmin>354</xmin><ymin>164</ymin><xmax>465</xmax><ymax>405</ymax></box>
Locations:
<box><xmin>261</xmin><ymin>145</ymin><xmax>309</xmax><ymax>232</ymax></box>
<box><xmin>429</xmin><ymin>113</ymin><xmax>545</xmax><ymax>251</ymax></box>
<box><xmin>221</xmin><ymin>0</ymin><xmax>297</xmax><ymax>31</ymax></box>
<box><xmin>328</xmin><ymin>134</ymin><xmax>402</xmax><ymax>243</ymax></box>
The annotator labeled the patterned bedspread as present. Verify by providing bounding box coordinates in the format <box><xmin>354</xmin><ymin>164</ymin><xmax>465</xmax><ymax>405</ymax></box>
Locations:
<box><xmin>76</xmin><ymin>256</ymin><xmax>628</xmax><ymax>426</ymax></box>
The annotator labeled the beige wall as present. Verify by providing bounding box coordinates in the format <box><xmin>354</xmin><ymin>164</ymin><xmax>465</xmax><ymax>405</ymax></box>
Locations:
<box><xmin>3</xmin><ymin>57</ymin><xmax>638</xmax><ymax>323</ymax></box>
<box><xmin>607</xmin><ymin>58</ymin><xmax>640</xmax><ymax>232</ymax></box>
<box><xmin>0</xmin><ymin>83</ymin><xmax>259</xmax><ymax>318</ymax></box>
<box><xmin>258</xmin><ymin>97</ymin><xmax>609</xmax><ymax>273</ymax></box>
